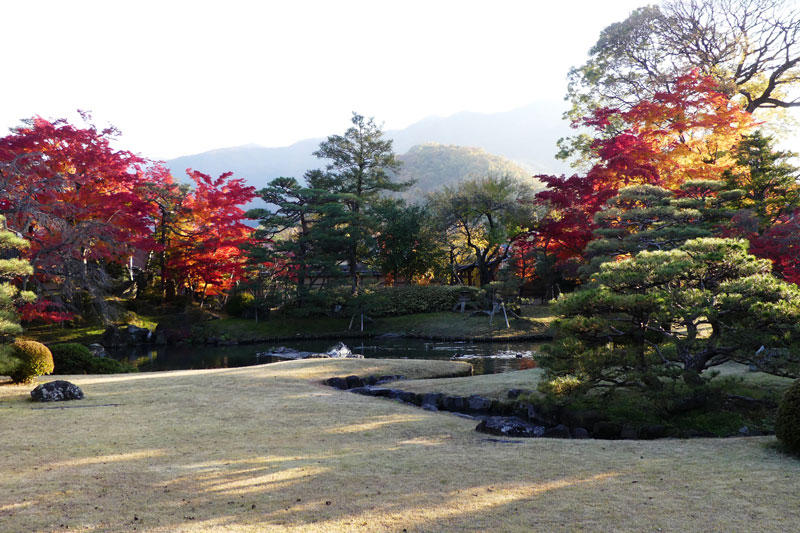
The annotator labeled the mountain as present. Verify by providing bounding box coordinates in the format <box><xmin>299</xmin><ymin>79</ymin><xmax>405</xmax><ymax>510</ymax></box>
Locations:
<box><xmin>394</xmin><ymin>143</ymin><xmax>542</xmax><ymax>201</ymax></box>
<box><xmin>165</xmin><ymin>101</ymin><xmax>572</xmax><ymax>194</ymax></box>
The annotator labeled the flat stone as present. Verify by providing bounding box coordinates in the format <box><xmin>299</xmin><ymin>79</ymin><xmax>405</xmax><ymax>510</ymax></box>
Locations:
<box><xmin>31</xmin><ymin>380</ymin><xmax>84</xmax><ymax>402</ymax></box>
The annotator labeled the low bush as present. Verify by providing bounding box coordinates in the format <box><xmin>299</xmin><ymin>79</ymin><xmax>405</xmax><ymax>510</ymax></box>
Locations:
<box><xmin>279</xmin><ymin>285</ymin><xmax>483</xmax><ymax>318</ymax></box>
<box><xmin>225</xmin><ymin>292</ymin><xmax>256</xmax><ymax>317</ymax></box>
<box><xmin>776</xmin><ymin>379</ymin><xmax>800</xmax><ymax>453</ymax></box>
<box><xmin>351</xmin><ymin>285</ymin><xmax>482</xmax><ymax>317</ymax></box>
<box><xmin>50</xmin><ymin>343</ymin><xmax>136</xmax><ymax>374</ymax></box>
<box><xmin>9</xmin><ymin>339</ymin><xmax>54</xmax><ymax>383</ymax></box>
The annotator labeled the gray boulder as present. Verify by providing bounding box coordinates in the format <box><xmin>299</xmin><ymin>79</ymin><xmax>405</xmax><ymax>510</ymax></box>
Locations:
<box><xmin>31</xmin><ymin>380</ymin><xmax>84</xmax><ymax>402</ymax></box>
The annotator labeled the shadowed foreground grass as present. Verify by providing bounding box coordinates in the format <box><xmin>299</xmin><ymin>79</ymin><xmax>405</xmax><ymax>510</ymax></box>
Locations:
<box><xmin>1</xmin><ymin>359</ymin><xmax>799</xmax><ymax>532</ymax></box>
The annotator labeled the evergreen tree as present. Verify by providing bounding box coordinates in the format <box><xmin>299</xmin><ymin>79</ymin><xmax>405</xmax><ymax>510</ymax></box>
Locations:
<box><xmin>247</xmin><ymin>171</ymin><xmax>345</xmax><ymax>306</ymax></box>
<box><xmin>312</xmin><ymin>113</ymin><xmax>412</xmax><ymax>294</ymax></box>
<box><xmin>0</xmin><ymin>215</ymin><xmax>35</xmax><ymax>340</ymax></box>
<box><xmin>372</xmin><ymin>200</ymin><xmax>446</xmax><ymax>283</ymax></box>
<box><xmin>583</xmin><ymin>184</ymin><xmax>710</xmax><ymax>276</ymax></box>
<box><xmin>723</xmin><ymin>131</ymin><xmax>800</xmax><ymax>229</ymax></box>
<box><xmin>541</xmin><ymin>238</ymin><xmax>800</xmax><ymax>397</ymax></box>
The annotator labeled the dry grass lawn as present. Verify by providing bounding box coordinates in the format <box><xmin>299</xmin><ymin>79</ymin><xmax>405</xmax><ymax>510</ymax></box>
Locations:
<box><xmin>1</xmin><ymin>359</ymin><xmax>799</xmax><ymax>532</ymax></box>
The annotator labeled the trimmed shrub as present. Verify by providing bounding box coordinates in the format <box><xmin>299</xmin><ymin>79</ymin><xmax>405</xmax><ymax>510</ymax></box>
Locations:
<box><xmin>50</xmin><ymin>343</ymin><xmax>136</xmax><ymax>374</ymax></box>
<box><xmin>225</xmin><ymin>292</ymin><xmax>256</xmax><ymax>317</ymax></box>
<box><xmin>9</xmin><ymin>340</ymin><xmax>54</xmax><ymax>383</ymax></box>
<box><xmin>350</xmin><ymin>285</ymin><xmax>482</xmax><ymax>317</ymax></box>
<box><xmin>776</xmin><ymin>379</ymin><xmax>800</xmax><ymax>453</ymax></box>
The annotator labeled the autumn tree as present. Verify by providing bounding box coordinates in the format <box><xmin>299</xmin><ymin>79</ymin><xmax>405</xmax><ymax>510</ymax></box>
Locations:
<box><xmin>164</xmin><ymin>170</ymin><xmax>256</xmax><ymax>304</ymax></box>
<box><xmin>431</xmin><ymin>175</ymin><xmax>537</xmax><ymax>286</ymax></box>
<box><xmin>540</xmin><ymin>238</ymin><xmax>800</xmax><ymax>396</ymax></box>
<box><xmin>312</xmin><ymin>113</ymin><xmax>411</xmax><ymax>294</ymax></box>
<box><xmin>0</xmin><ymin>115</ymin><xmax>170</xmax><ymax>316</ymax></box>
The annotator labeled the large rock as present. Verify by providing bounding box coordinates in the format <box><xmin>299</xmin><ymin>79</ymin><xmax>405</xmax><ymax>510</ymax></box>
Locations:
<box><xmin>476</xmin><ymin>416</ymin><xmax>545</xmax><ymax>438</ymax></box>
<box><xmin>31</xmin><ymin>380</ymin><xmax>84</xmax><ymax>402</ymax></box>
<box><xmin>467</xmin><ymin>395</ymin><xmax>492</xmax><ymax>413</ymax></box>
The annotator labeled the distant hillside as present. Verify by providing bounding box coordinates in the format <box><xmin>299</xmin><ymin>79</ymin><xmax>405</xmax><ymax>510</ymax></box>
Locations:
<box><xmin>395</xmin><ymin>143</ymin><xmax>542</xmax><ymax>200</ymax></box>
<box><xmin>164</xmin><ymin>101</ymin><xmax>572</xmax><ymax>193</ymax></box>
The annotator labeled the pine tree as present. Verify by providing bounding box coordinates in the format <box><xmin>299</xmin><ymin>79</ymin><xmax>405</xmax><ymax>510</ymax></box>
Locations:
<box><xmin>0</xmin><ymin>214</ymin><xmax>35</xmax><ymax>340</ymax></box>
<box><xmin>312</xmin><ymin>113</ymin><xmax>412</xmax><ymax>294</ymax></box>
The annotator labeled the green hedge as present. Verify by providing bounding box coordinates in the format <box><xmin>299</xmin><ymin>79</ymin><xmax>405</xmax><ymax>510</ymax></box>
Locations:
<box><xmin>281</xmin><ymin>285</ymin><xmax>482</xmax><ymax>318</ymax></box>
<box><xmin>50</xmin><ymin>343</ymin><xmax>137</xmax><ymax>374</ymax></box>
<box><xmin>350</xmin><ymin>285</ymin><xmax>482</xmax><ymax>317</ymax></box>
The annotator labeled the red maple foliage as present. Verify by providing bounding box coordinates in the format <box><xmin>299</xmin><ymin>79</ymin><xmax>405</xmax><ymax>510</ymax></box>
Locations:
<box><xmin>0</xmin><ymin>115</ymin><xmax>171</xmax><ymax>285</ymax></box>
<box><xmin>165</xmin><ymin>170</ymin><xmax>256</xmax><ymax>299</ymax></box>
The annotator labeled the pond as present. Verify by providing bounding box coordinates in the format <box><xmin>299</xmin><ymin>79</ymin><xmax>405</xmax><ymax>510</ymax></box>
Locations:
<box><xmin>108</xmin><ymin>337</ymin><xmax>547</xmax><ymax>375</ymax></box>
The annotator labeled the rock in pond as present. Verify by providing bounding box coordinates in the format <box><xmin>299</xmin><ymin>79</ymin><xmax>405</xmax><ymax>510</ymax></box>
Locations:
<box><xmin>31</xmin><ymin>380</ymin><xmax>84</xmax><ymax>402</ymax></box>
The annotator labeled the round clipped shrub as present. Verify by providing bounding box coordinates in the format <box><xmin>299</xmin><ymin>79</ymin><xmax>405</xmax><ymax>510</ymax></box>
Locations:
<box><xmin>50</xmin><ymin>343</ymin><xmax>93</xmax><ymax>374</ymax></box>
<box><xmin>50</xmin><ymin>343</ymin><xmax>136</xmax><ymax>374</ymax></box>
<box><xmin>776</xmin><ymin>379</ymin><xmax>800</xmax><ymax>453</ymax></box>
<box><xmin>9</xmin><ymin>340</ymin><xmax>54</xmax><ymax>384</ymax></box>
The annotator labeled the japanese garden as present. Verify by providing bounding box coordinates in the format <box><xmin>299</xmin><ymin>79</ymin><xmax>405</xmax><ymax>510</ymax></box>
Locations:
<box><xmin>2</xmin><ymin>0</ymin><xmax>800</xmax><ymax>531</ymax></box>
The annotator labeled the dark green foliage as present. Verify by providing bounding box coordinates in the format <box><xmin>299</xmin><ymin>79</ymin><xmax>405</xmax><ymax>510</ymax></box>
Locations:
<box><xmin>225</xmin><ymin>292</ymin><xmax>255</xmax><ymax>317</ymax></box>
<box><xmin>9</xmin><ymin>339</ymin><xmax>54</xmax><ymax>383</ymax></box>
<box><xmin>540</xmin><ymin>238</ymin><xmax>800</xmax><ymax>397</ymax></box>
<box><xmin>583</xmin><ymin>184</ymin><xmax>711</xmax><ymax>276</ymax></box>
<box><xmin>777</xmin><ymin>379</ymin><xmax>800</xmax><ymax>453</ymax></box>
<box><xmin>723</xmin><ymin>131</ymin><xmax>800</xmax><ymax>228</ymax></box>
<box><xmin>50</xmin><ymin>343</ymin><xmax>136</xmax><ymax>374</ymax></box>
<box><xmin>372</xmin><ymin>200</ymin><xmax>447</xmax><ymax>282</ymax></box>
<box><xmin>431</xmin><ymin>175</ymin><xmax>538</xmax><ymax>286</ymax></box>
<box><xmin>280</xmin><ymin>285</ymin><xmax>481</xmax><ymax>319</ymax></box>
<box><xmin>312</xmin><ymin>113</ymin><xmax>412</xmax><ymax>294</ymax></box>
<box><xmin>246</xmin><ymin>173</ymin><xmax>344</xmax><ymax>305</ymax></box>
<box><xmin>351</xmin><ymin>285</ymin><xmax>481</xmax><ymax>318</ymax></box>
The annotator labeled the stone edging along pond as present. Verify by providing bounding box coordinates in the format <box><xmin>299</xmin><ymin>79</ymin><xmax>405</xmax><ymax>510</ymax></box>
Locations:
<box><xmin>321</xmin><ymin>373</ymin><xmax>774</xmax><ymax>441</ymax></box>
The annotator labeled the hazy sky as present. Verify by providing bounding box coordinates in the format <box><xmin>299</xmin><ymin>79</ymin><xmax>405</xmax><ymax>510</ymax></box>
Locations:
<box><xmin>2</xmin><ymin>0</ymin><xmax>648</xmax><ymax>160</ymax></box>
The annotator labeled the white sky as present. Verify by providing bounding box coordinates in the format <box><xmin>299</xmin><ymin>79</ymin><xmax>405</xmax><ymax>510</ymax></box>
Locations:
<box><xmin>2</xmin><ymin>0</ymin><xmax>648</xmax><ymax>160</ymax></box>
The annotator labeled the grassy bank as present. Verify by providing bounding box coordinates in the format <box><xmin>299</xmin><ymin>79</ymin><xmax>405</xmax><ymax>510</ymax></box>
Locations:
<box><xmin>2</xmin><ymin>359</ymin><xmax>799</xmax><ymax>532</ymax></box>
<box><xmin>23</xmin><ymin>309</ymin><xmax>555</xmax><ymax>347</ymax></box>
<box><xmin>207</xmin><ymin>309</ymin><xmax>554</xmax><ymax>343</ymax></box>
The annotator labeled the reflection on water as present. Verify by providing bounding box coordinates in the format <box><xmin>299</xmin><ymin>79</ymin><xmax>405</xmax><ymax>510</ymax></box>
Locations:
<box><xmin>109</xmin><ymin>337</ymin><xmax>545</xmax><ymax>375</ymax></box>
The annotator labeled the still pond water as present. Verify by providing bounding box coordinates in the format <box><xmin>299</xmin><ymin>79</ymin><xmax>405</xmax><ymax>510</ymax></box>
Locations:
<box><xmin>109</xmin><ymin>338</ymin><xmax>546</xmax><ymax>375</ymax></box>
